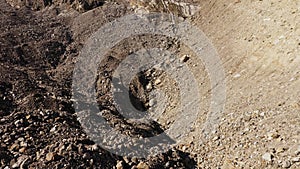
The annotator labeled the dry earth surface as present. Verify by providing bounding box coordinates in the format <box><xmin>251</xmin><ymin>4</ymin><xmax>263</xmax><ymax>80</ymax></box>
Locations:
<box><xmin>0</xmin><ymin>0</ymin><xmax>300</xmax><ymax>168</ymax></box>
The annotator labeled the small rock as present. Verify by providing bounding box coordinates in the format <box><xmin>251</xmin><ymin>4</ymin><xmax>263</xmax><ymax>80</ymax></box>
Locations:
<box><xmin>83</xmin><ymin>153</ymin><xmax>90</xmax><ymax>159</ymax></box>
<box><xmin>137</xmin><ymin>162</ymin><xmax>149</xmax><ymax>169</ymax></box>
<box><xmin>146</xmin><ymin>83</ymin><xmax>152</xmax><ymax>90</ymax></box>
<box><xmin>131</xmin><ymin>156</ymin><xmax>138</xmax><ymax>164</ymax></box>
<box><xmin>19</xmin><ymin>147</ymin><xmax>26</xmax><ymax>153</ymax></box>
<box><xmin>267</xmin><ymin>132</ymin><xmax>280</xmax><ymax>140</ymax></box>
<box><xmin>180</xmin><ymin>55</ymin><xmax>190</xmax><ymax>63</ymax></box>
<box><xmin>282</xmin><ymin>160</ymin><xmax>291</xmax><ymax>168</ymax></box>
<box><xmin>10</xmin><ymin>143</ymin><xmax>19</xmax><ymax>151</ymax></box>
<box><xmin>292</xmin><ymin>157</ymin><xmax>300</xmax><ymax>162</ymax></box>
<box><xmin>212</xmin><ymin>136</ymin><xmax>219</xmax><ymax>141</ymax></box>
<box><xmin>12</xmin><ymin>156</ymin><xmax>27</xmax><ymax>168</ymax></box>
<box><xmin>276</xmin><ymin>147</ymin><xmax>286</xmax><ymax>153</ymax></box>
<box><xmin>233</xmin><ymin>73</ymin><xmax>241</xmax><ymax>78</ymax></box>
<box><xmin>182</xmin><ymin>146</ymin><xmax>187</xmax><ymax>151</ymax></box>
<box><xmin>58</xmin><ymin>145</ymin><xmax>65</xmax><ymax>155</ymax></box>
<box><xmin>165</xmin><ymin>161</ymin><xmax>170</xmax><ymax>167</ymax></box>
<box><xmin>154</xmin><ymin>79</ymin><xmax>161</xmax><ymax>85</ymax></box>
<box><xmin>50</xmin><ymin>126</ymin><xmax>56</xmax><ymax>132</ymax></box>
<box><xmin>91</xmin><ymin>144</ymin><xmax>98</xmax><ymax>151</ymax></box>
<box><xmin>116</xmin><ymin>161</ymin><xmax>123</xmax><ymax>169</ymax></box>
<box><xmin>20</xmin><ymin>141</ymin><xmax>27</xmax><ymax>147</ymax></box>
<box><xmin>262</xmin><ymin>153</ymin><xmax>273</xmax><ymax>161</ymax></box>
<box><xmin>36</xmin><ymin>152</ymin><xmax>41</xmax><ymax>160</ymax></box>
<box><xmin>46</xmin><ymin>152</ymin><xmax>55</xmax><ymax>161</ymax></box>
<box><xmin>25</xmin><ymin>115</ymin><xmax>31</xmax><ymax>119</ymax></box>
<box><xmin>123</xmin><ymin>156</ymin><xmax>130</xmax><ymax>163</ymax></box>
<box><xmin>148</xmin><ymin>99</ymin><xmax>155</xmax><ymax>107</ymax></box>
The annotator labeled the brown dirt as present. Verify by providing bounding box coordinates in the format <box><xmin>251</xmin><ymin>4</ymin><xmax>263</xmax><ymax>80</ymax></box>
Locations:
<box><xmin>0</xmin><ymin>0</ymin><xmax>299</xmax><ymax>168</ymax></box>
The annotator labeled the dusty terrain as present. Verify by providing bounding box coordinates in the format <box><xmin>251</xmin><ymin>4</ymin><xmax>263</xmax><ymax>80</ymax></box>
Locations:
<box><xmin>0</xmin><ymin>0</ymin><xmax>300</xmax><ymax>168</ymax></box>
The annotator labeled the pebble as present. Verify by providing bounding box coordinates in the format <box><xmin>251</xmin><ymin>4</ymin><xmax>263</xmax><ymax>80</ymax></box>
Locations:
<box><xmin>20</xmin><ymin>141</ymin><xmax>27</xmax><ymax>147</ymax></box>
<box><xmin>146</xmin><ymin>83</ymin><xmax>152</xmax><ymax>90</ymax></box>
<box><xmin>267</xmin><ymin>132</ymin><xmax>280</xmax><ymax>140</ymax></box>
<box><xmin>131</xmin><ymin>156</ymin><xmax>138</xmax><ymax>164</ymax></box>
<box><xmin>91</xmin><ymin>144</ymin><xmax>98</xmax><ymax>151</ymax></box>
<box><xmin>182</xmin><ymin>146</ymin><xmax>187</xmax><ymax>151</ymax></box>
<box><xmin>10</xmin><ymin>143</ymin><xmax>19</xmax><ymax>151</ymax></box>
<box><xmin>19</xmin><ymin>147</ymin><xmax>26</xmax><ymax>153</ymax></box>
<box><xmin>116</xmin><ymin>160</ymin><xmax>123</xmax><ymax>169</ymax></box>
<box><xmin>292</xmin><ymin>157</ymin><xmax>300</xmax><ymax>162</ymax></box>
<box><xmin>123</xmin><ymin>156</ymin><xmax>130</xmax><ymax>163</ymax></box>
<box><xmin>180</xmin><ymin>55</ymin><xmax>190</xmax><ymax>63</ymax></box>
<box><xmin>12</xmin><ymin>156</ymin><xmax>27</xmax><ymax>168</ymax></box>
<box><xmin>276</xmin><ymin>147</ymin><xmax>286</xmax><ymax>153</ymax></box>
<box><xmin>282</xmin><ymin>160</ymin><xmax>291</xmax><ymax>168</ymax></box>
<box><xmin>154</xmin><ymin>79</ymin><xmax>161</xmax><ymax>85</ymax></box>
<box><xmin>262</xmin><ymin>153</ymin><xmax>273</xmax><ymax>161</ymax></box>
<box><xmin>148</xmin><ymin>99</ymin><xmax>155</xmax><ymax>107</ymax></box>
<box><xmin>83</xmin><ymin>153</ymin><xmax>90</xmax><ymax>159</ymax></box>
<box><xmin>165</xmin><ymin>161</ymin><xmax>170</xmax><ymax>167</ymax></box>
<box><xmin>137</xmin><ymin>162</ymin><xmax>149</xmax><ymax>169</ymax></box>
<box><xmin>233</xmin><ymin>73</ymin><xmax>241</xmax><ymax>78</ymax></box>
<box><xmin>50</xmin><ymin>126</ymin><xmax>56</xmax><ymax>132</ymax></box>
<box><xmin>46</xmin><ymin>152</ymin><xmax>55</xmax><ymax>161</ymax></box>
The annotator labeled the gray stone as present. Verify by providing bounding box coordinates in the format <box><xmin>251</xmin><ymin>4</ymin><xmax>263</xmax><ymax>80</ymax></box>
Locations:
<box><xmin>282</xmin><ymin>160</ymin><xmax>291</xmax><ymax>168</ymax></box>
<box><xmin>262</xmin><ymin>153</ymin><xmax>273</xmax><ymax>161</ymax></box>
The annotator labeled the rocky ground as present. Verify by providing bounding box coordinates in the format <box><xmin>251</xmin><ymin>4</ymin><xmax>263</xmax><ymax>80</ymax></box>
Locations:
<box><xmin>0</xmin><ymin>0</ymin><xmax>300</xmax><ymax>168</ymax></box>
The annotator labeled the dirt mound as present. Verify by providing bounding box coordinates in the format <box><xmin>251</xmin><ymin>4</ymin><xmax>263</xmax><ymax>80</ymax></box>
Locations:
<box><xmin>1</xmin><ymin>0</ymin><xmax>300</xmax><ymax>168</ymax></box>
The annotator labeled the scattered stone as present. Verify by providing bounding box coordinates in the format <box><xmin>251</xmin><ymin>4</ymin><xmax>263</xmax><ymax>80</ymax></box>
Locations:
<box><xmin>276</xmin><ymin>147</ymin><xmax>286</xmax><ymax>153</ymax></box>
<box><xmin>46</xmin><ymin>152</ymin><xmax>55</xmax><ymax>161</ymax></box>
<box><xmin>25</xmin><ymin>115</ymin><xmax>31</xmax><ymax>119</ymax></box>
<box><xmin>212</xmin><ymin>136</ymin><xmax>219</xmax><ymax>141</ymax></box>
<box><xmin>148</xmin><ymin>99</ymin><xmax>155</xmax><ymax>107</ymax></box>
<box><xmin>50</xmin><ymin>126</ymin><xmax>56</xmax><ymax>133</ymax></box>
<box><xmin>123</xmin><ymin>156</ymin><xmax>130</xmax><ymax>163</ymax></box>
<box><xmin>282</xmin><ymin>160</ymin><xmax>291</xmax><ymax>168</ymax></box>
<box><xmin>154</xmin><ymin>79</ymin><xmax>161</xmax><ymax>85</ymax></box>
<box><xmin>19</xmin><ymin>147</ymin><xmax>26</xmax><ymax>153</ymax></box>
<box><xmin>233</xmin><ymin>73</ymin><xmax>241</xmax><ymax>78</ymax></box>
<box><xmin>83</xmin><ymin>153</ymin><xmax>90</xmax><ymax>159</ymax></box>
<box><xmin>20</xmin><ymin>141</ymin><xmax>27</xmax><ymax>147</ymax></box>
<box><xmin>91</xmin><ymin>144</ymin><xmax>98</xmax><ymax>151</ymax></box>
<box><xmin>267</xmin><ymin>131</ymin><xmax>280</xmax><ymax>140</ymax></box>
<box><xmin>131</xmin><ymin>157</ymin><xmax>138</xmax><ymax>164</ymax></box>
<box><xmin>165</xmin><ymin>161</ymin><xmax>170</xmax><ymax>167</ymax></box>
<box><xmin>292</xmin><ymin>157</ymin><xmax>300</xmax><ymax>162</ymax></box>
<box><xmin>12</xmin><ymin>156</ymin><xmax>27</xmax><ymax>168</ymax></box>
<box><xmin>146</xmin><ymin>83</ymin><xmax>152</xmax><ymax>90</ymax></box>
<box><xmin>262</xmin><ymin>153</ymin><xmax>273</xmax><ymax>161</ymax></box>
<box><xmin>137</xmin><ymin>162</ymin><xmax>149</xmax><ymax>169</ymax></box>
<box><xmin>10</xmin><ymin>143</ymin><xmax>19</xmax><ymax>151</ymax></box>
<box><xmin>58</xmin><ymin>145</ymin><xmax>65</xmax><ymax>155</ymax></box>
<box><xmin>180</xmin><ymin>55</ymin><xmax>190</xmax><ymax>63</ymax></box>
<box><xmin>182</xmin><ymin>145</ymin><xmax>187</xmax><ymax>151</ymax></box>
<box><xmin>116</xmin><ymin>160</ymin><xmax>123</xmax><ymax>169</ymax></box>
